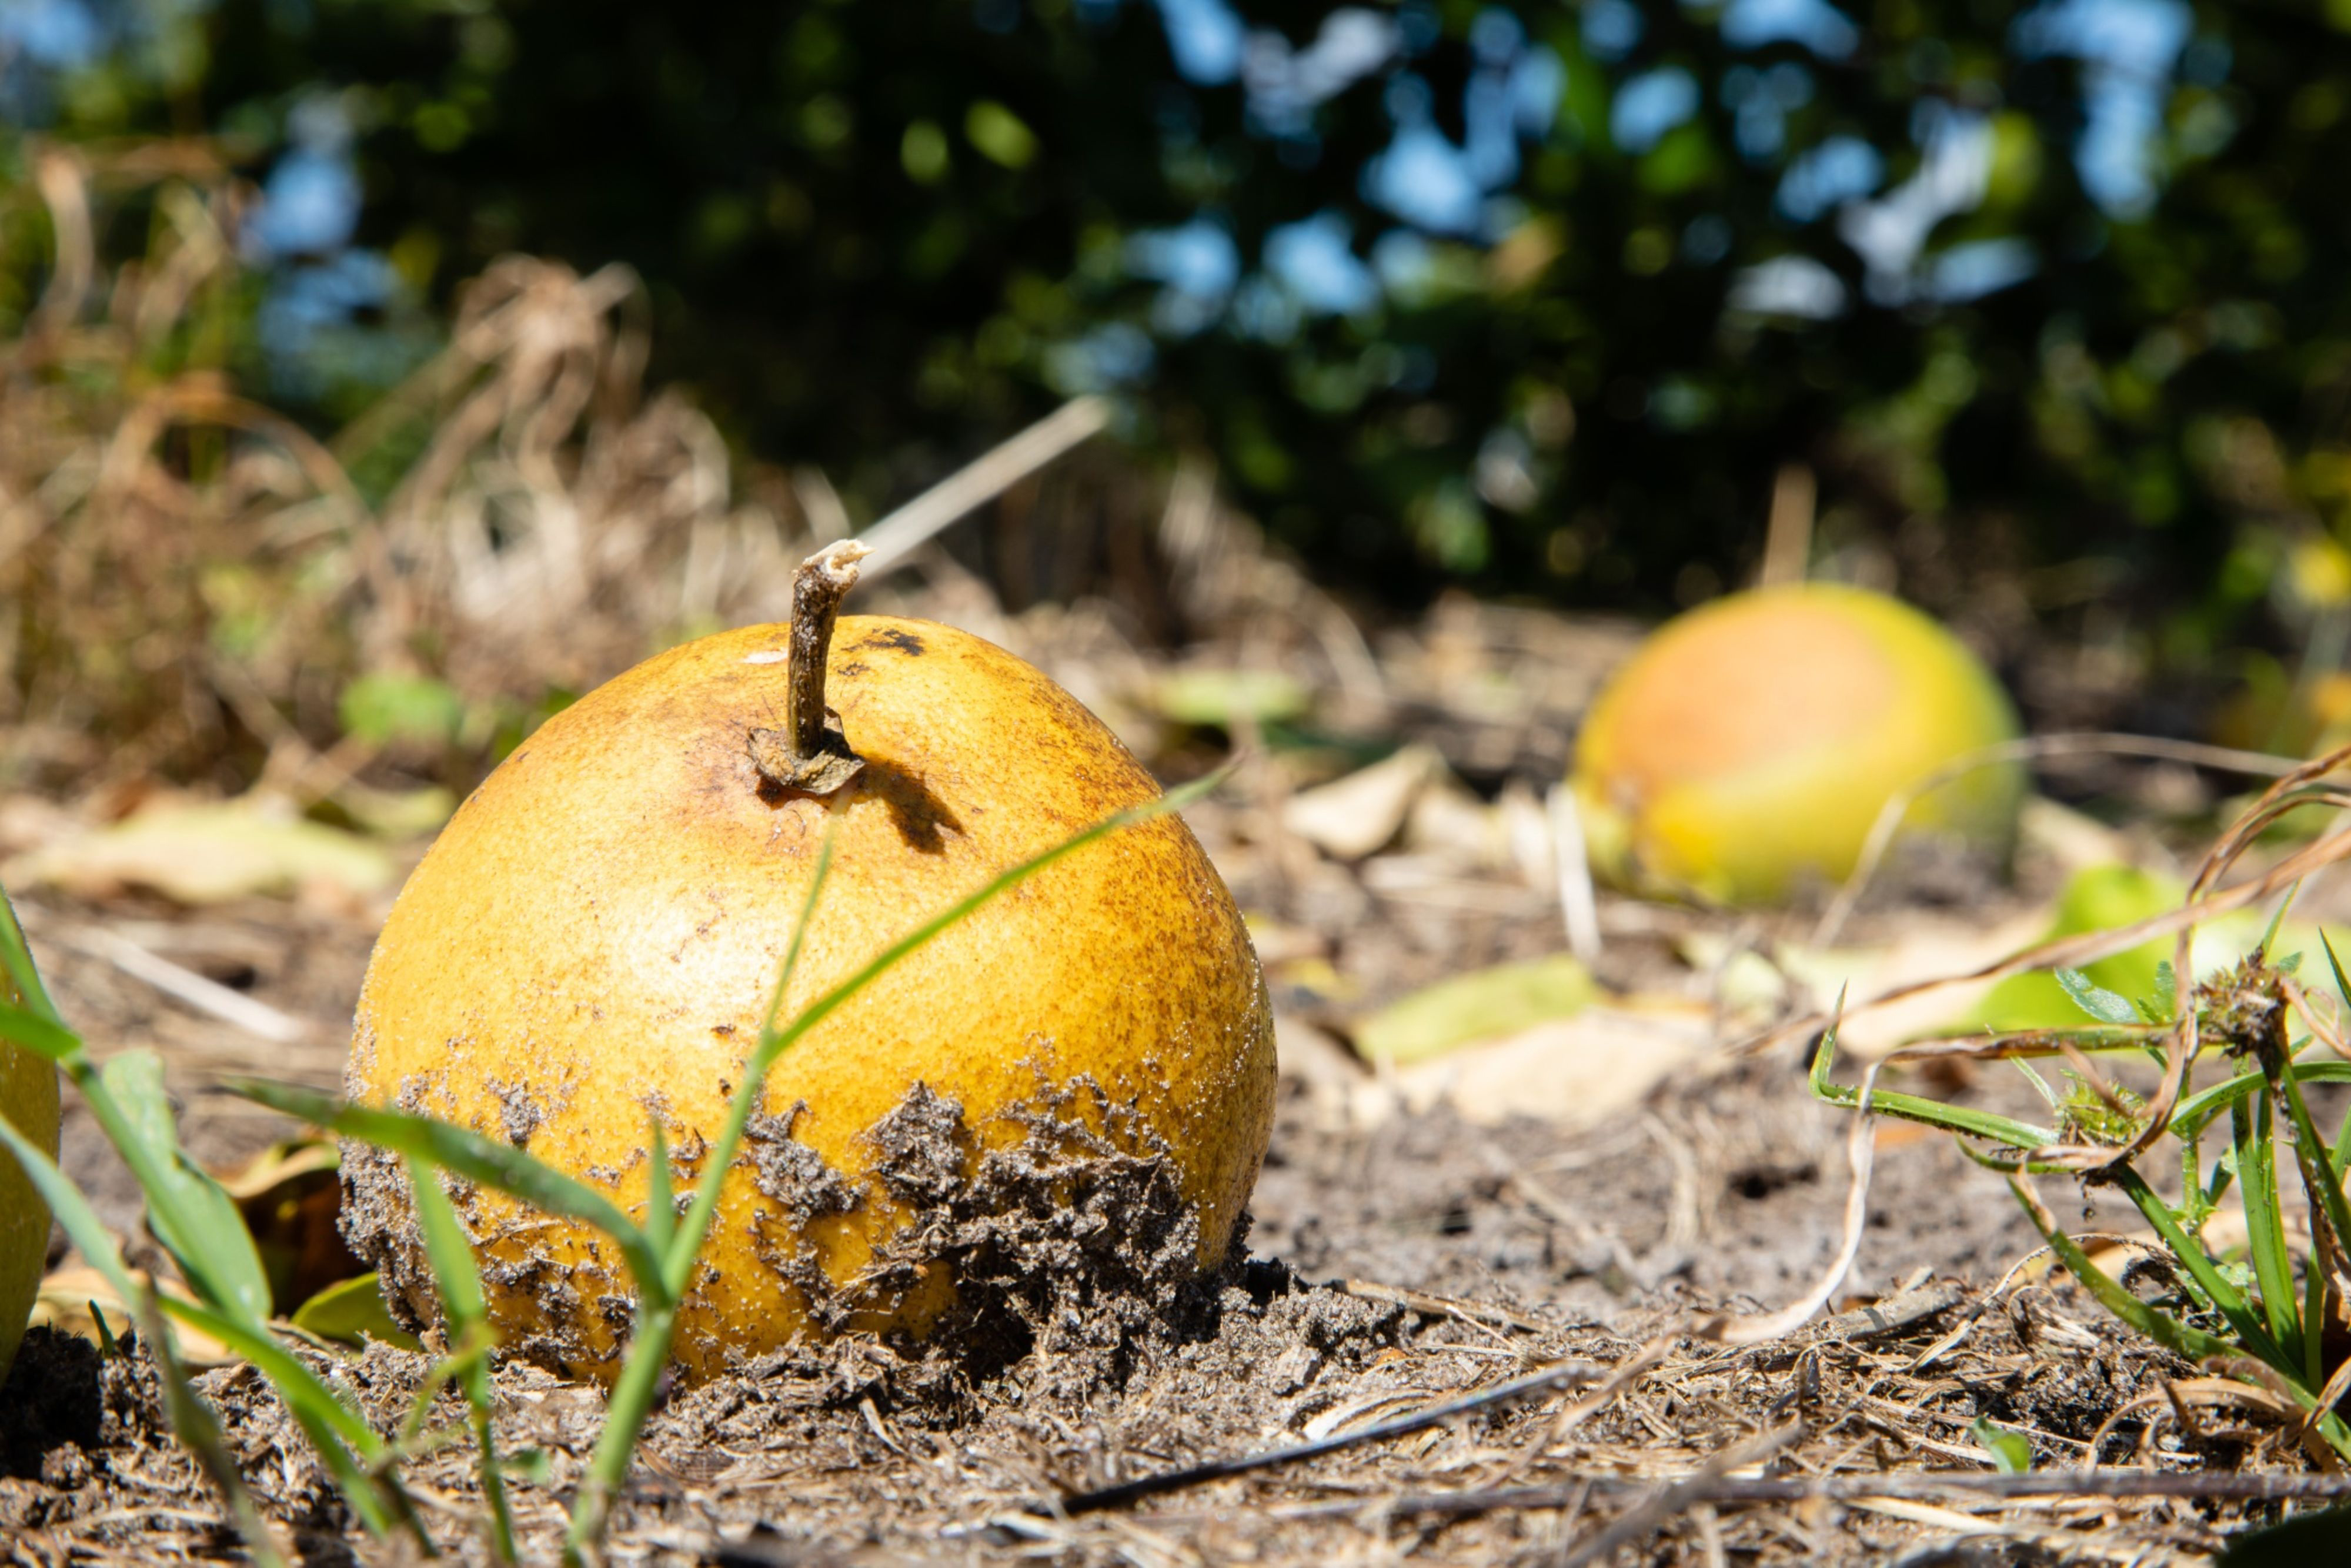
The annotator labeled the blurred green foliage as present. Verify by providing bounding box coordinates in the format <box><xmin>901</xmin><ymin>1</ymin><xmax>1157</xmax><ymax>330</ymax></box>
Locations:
<box><xmin>7</xmin><ymin>0</ymin><xmax>2351</xmax><ymax>649</ymax></box>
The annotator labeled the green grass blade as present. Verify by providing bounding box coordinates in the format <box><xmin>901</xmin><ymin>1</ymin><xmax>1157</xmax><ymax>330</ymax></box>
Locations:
<box><xmin>0</xmin><ymin>998</ymin><xmax>81</xmax><ymax>1059</ymax></box>
<box><xmin>643</xmin><ymin>1119</ymin><xmax>675</xmax><ymax>1263</ymax></box>
<box><xmin>2270</xmin><ymin>1049</ymin><xmax>2351</xmax><ymax>1261</ymax></box>
<box><xmin>153</xmin><ymin>1293</ymin><xmax>424</xmax><ymax>1542</ymax></box>
<box><xmin>746</xmin><ymin>770</ymin><xmax>1227</xmax><ymax>1085</ymax></box>
<box><xmin>2260</xmin><ymin>882</ymin><xmax>2301</xmax><ymax>961</ymax></box>
<box><xmin>148</xmin><ymin>1302</ymin><xmax>292</xmax><ymax>1568</ymax></box>
<box><xmin>232</xmin><ymin>1079</ymin><xmax>663</xmax><ymax>1295</ymax></box>
<box><xmin>2324</xmin><ymin>931</ymin><xmax>2351</xmax><ymax>1014</ymax></box>
<box><xmin>101</xmin><ymin>1051</ymin><xmax>274</xmax><ymax>1324</ymax></box>
<box><xmin>1808</xmin><ymin>1009</ymin><xmax>2062</xmax><ymax>1149</ymax></box>
<box><xmin>0</xmin><ymin>1112</ymin><xmax>290</xmax><ymax>1564</ymax></box>
<box><xmin>2232</xmin><ymin>1095</ymin><xmax>2303</xmax><ymax>1353</ymax></box>
<box><xmin>754</xmin><ymin>814</ymin><xmax>840</xmax><ymax>1040</ymax></box>
<box><xmin>0</xmin><ymin>885</ymin><xmax>61</xmax><ymax>1024</ymax></box>
<box><xmin>409</xmin><ymin>1154</ymin><xmax>517</xmax><ymax>1563</ymax></box>
<box><xmin>408</xmin><ymin>1159</ymin><xmax>488</xmax><ymax>1326</ymax></box>
<box><xmin>2008</xmin><ymin>1176</ymin><xmax>2238</xmax><ymax>1363</ymax></box>
<box><xmin>2113</xmin><ymin>1168</ymin><xmax>2287</xmax><ymax>1367</ymax></box>
<box><xmin>563</xmin><ymin>1296</ymin><xmax>676</xmax><ymax>1563</ymax></box>
<box><xmin>2170</xmin><ymin>1064</ymin><xmax>2351</xmax><ymax>1138</ymax></box>
<box><xmin>2306</xmin><ymin>1253</ymin><xmax>2329</xmax><ymax>1392</ymax></box>
<box><xmin>156</xmin><ymin>1297</ymin><xmax>386</xmax><ymax>1459</ymax></box>
<box><xmin>1813</xmin><ymin>1065</ymin><xmax>2059</xmax><ymax>1149</ymax></box>
<box><xmin>667</xmin><ymin>814</ymin><xmax>839</xmax><ymax>1289</ymax></box>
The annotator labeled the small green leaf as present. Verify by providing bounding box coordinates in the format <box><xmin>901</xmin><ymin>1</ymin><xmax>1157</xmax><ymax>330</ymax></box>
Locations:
<box><xmin>1969</xmin><ymin>1417</ymin><xmax>2032</xmax><ymax>1475</ymax></box>
<box><xmin>504</xmin><ymin>1449</ymin><xmax>553</xmax><ymax>1486</ymax></box>
<box><xmin>339</xmin><ymin>671</ymin><xmax>465</xmax><ymax>748</ymax></box>
<box><xmin>2056</xmin><ymin>967</ymin><xmax>2140</xmax><ymax>1025</ymax></box>
<box><xmin>1151</xmin><ymin>668</ymin><xmax>1311</xmax><ymax>728</ymax></box>
<box><xmin>407</xmin><ymin>1161</ymin><xmax>487</xmax><ymax>1327</ymax></box>
<box><xmin>290</xmin><ymin>1273</ymin><xmax>422</xmax><ymax>1352</ymax></box>
<box><xmin>101</xmin><ymin>1051</ymin><xmax>273</xmax><ymax>1324</ymax></box>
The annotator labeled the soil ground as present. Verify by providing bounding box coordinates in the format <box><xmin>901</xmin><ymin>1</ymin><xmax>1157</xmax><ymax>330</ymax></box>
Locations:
<box><xmin>4</xmin><ymin>857</ymin><xmax>2335</xmax><ymax>1566</ymax></box>
<box><xmin>2</xmin><ymin>589</ymin><xmax>2344</xmax><ymax>1564</ymax></box>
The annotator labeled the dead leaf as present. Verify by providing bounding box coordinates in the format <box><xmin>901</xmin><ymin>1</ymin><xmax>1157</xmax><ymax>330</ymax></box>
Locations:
<box><xmin>7</xmin><ymin>798</ymin><xmax>396</xmax><ymax>905</ymax></box>
<box><xmin>1151</xmin><ymin>667</ymin><xmax>1311</xmax><ymax>728</ymax></box>
<box><xmin>1358</xmin><ymin>1001</ymin><xmax>1717</xmax><ymax>1128</ymax></box>
<box><xmin>1284</xmin><ymin>745</ymin><xmax>1445</xmax><ymax>861</ymax></box>
<box><xmin>1354</xmin><ymin>952</ymin><xmax>1597</xmax><ymax>1066</ymax></box>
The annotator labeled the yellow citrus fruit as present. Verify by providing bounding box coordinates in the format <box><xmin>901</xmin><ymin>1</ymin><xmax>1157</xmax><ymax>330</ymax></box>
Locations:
<box><xmin>1</xmin><ymin>928</ymin><xmax>61</xmax><ymax>1381</ymax></box>
<box><xmin>1572</xmin><ymin>583</ymin><xmax>2022</xmax><ymax>906</ymax></box>
<box><xmin>344</xmin><ymin>613</ymin><xmax>1275</xmax><ymax>1382</ymax></box>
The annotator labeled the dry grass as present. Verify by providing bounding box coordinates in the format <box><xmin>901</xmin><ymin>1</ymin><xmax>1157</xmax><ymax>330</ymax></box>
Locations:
<box><xmin>0</xmin><ymin>148</ymin><xmax>812</xmax><ymax>800</ymax></box>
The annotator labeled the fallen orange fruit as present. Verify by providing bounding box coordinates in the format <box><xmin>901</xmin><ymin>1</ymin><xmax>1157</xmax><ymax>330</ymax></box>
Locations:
<box><xmin>343</xmin><ymin>546</ymin><xmax>1275</xmax><ymax>1380</ymax></box>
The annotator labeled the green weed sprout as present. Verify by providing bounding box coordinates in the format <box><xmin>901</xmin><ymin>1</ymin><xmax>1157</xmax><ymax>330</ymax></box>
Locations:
<box><xmin>0</xmin><ymin>774</ymin><xmax>1215</xmax><ymax>1564</ymax></box>
<box><xmin>1811</xmin><ymin>926</ymin><xmax>2351</xmax><ymax>1463</ymax></box>
<box><xmin>0</xmin><ymin>887</ymin><xmax>449</xmax><ymax>1564</ymax></box>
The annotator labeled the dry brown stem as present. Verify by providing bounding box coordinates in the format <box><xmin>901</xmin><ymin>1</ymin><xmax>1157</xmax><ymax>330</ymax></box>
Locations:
<box><xmin>747</xmin><ymin>541</ymin><xmax>871</xmax><ymax>795</ymax></box>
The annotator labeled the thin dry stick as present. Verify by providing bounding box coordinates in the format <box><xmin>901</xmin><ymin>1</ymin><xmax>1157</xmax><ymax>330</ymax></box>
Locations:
<box><xmin>1547</xmin><ymin>1335</ymin><xmax>1676</xmax><ymax>1448</ymax></box>
<box><xmin>1056</xmin><ymin>1355</ymin><xmax>1616</xmax><ymax>1516</ymax></box>
<box><xmin>1812</xmin><ymin>731</ymin><xmax>2309</xmax><ymax>951</ymax></box>
<box><xmin>856</xmin><ymin>396</ymin><xmax>1111</xmax><ymax>577</ymax></box>
<box><xmin>29</xmin><ymin>918</ymin><xmax>308</xmax><ymax>1045</ymax></box>
<box><xmin>1238</xmin><ymin>1465</ymin><xmax>2351</xmax><ymax>1526</ymax></box>
<box><xmin>1557</xmin><ymin>1423</ymin><xmax>1802</xmax><ymax>1568</ymax></box>
<box><xmin>1547</xmin><ymin>784</ymin><xmax>1603</xmax><ymax>963</ymax></box>
<box><xmin>1337</xmin><ymin>1279</ymin><xmax>1556</xmax><ymax>1335</ymax></box>
<box><xmin>1741</xmin><ymin>1279</ymin><xmax>1969</xmax><ymax>1368</ymax></box>
<box><xmin>1756</xmin><ymin>462</ymin><xmax>1815</xmax><ymax>587</ymax></box>
<box><xmin>1704</xmin><ymin>1021</ymin><xmax>1879</xmax><ymax>1345</ymax></box>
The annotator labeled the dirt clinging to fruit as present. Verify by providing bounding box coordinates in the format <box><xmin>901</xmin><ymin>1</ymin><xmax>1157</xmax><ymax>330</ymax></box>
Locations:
<box><xmin>338</xmin><ymin>1071</ymin><xmax>1265</xmax><ymax>1408</ymax></box>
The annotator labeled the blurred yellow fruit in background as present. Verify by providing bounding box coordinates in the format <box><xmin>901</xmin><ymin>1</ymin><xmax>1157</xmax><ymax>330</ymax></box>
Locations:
<box><xmin>1572</xmin><ymin>583</ymin><xmax>2024</xmax><ymax>906</ymax></box>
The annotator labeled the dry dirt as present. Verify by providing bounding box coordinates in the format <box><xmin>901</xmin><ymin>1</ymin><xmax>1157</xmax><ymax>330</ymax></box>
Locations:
<box><xmin>5</xmin><ymin>867</ymin><xmax>2343</xmax><ymax>1566</ymax></box>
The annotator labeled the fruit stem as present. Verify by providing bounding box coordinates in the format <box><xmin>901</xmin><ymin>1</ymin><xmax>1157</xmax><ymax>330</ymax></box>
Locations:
<box><xmin>751</xmin><ymin>540</ymin><xmax>871</xmax><ymax>795</ymax></box>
